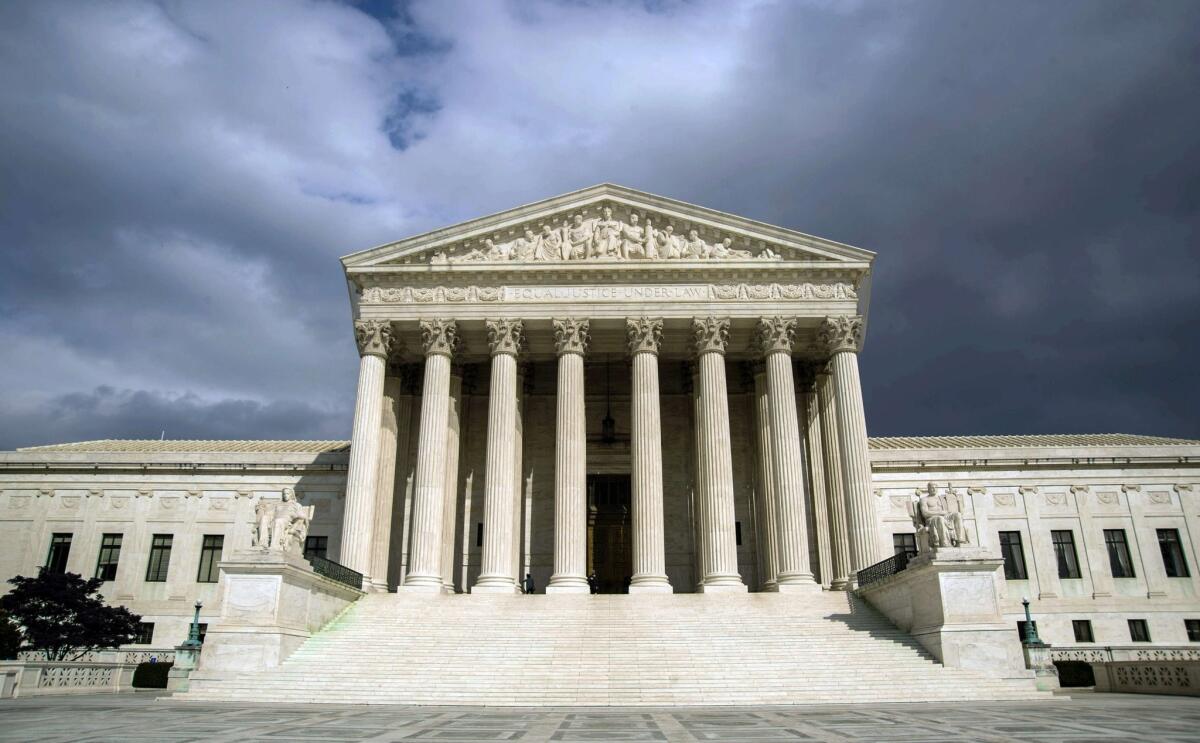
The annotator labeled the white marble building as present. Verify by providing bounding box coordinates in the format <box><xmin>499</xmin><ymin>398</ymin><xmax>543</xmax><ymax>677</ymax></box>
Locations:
<box><xmin>1</xmin><ymin>184</ymin><xmax>1197</xmax><ymax>664</ymax></box>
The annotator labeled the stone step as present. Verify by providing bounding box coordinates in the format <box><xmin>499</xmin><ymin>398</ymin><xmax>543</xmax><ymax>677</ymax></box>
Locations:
<box><xmin>181</xmin><ymin>592</ymin><xmax>1045</xmax><ymax>705</ymax></box>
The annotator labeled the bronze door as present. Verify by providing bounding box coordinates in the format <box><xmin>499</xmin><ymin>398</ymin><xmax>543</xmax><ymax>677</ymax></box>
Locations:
<box><xmin>587</xmin><ymin>474</ymin><xmax>632</xmax><ymax>594</ymax></box>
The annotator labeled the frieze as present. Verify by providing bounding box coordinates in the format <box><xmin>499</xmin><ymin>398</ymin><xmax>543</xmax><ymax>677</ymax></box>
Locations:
<box><xmin>361</xmin><ymin>282</ymin><xmax>856</xmax><ymax>304</ymax></box>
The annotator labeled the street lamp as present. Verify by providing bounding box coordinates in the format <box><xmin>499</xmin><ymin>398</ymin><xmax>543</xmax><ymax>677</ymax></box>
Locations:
<box><xmin>1021</xmin><ymin>596</ymin><xmax>1042</xmax><ymax>645</ymax></box>
<box><xmin>183</xmin><ymin>601</ymin><xmax>203</xmax><ymax>649</ymax></box>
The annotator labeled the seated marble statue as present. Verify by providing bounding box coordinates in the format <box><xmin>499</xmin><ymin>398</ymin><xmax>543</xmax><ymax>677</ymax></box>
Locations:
<box><xmin>907</xmin><ymin>482</ymin><xmax>969</xmax><ymax>551</ymax></box>
<box><xmin>252</xmin><ymin>488</ymin><xmax>315</xmax><ymax>556</ymax></box>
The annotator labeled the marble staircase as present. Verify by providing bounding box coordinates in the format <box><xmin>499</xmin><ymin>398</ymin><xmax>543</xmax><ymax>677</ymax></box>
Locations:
<box><xmin>182</xmin><ymin>591</ymin><xmax>1045</xmax><ymax>705</ymax></box>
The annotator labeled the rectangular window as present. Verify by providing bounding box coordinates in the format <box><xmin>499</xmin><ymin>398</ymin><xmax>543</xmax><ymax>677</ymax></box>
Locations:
<box><xmin>1104</xmin><ymin>529</ymin><xmax>1136</xmax><ymax>578</ymax></box>
<box><xmin>1052</xmin><ymin>530</ymin><xmax>1082</xmax><ymax>579</ymax></box>
<box><xmin>1186</xmin><ymin>619</ymin><xmax>1200</xmax><ymax>642</ymax></box>
<box><xmin>197</xmin><ymin>623</ymin><xmax>208</xmax><ymax>644</ymax></box>
<box><xmin>145</xmin><ymin>534</ymin><xmax>173</xmax><ymax>582</ymax></box>
<box><xmin>1129</xmin><ymin>619</ymin><xmax>1151</xmax><ymax>642</ymax></box>
<box><xmin>998</xmin><ymin>531</ymin><xmax>1028</xmax><ymax>580</ymax></box>
<box><xmin>196</xmin><ymin>535</ymin><xmax>224</xmax><ymax>583</ymax></box>
<box><xmin>1158</xmin><ymin>529</ymin><xmax>1190</xmax><ymax>578</ymax></box>
<box><xmin>45</xmin><ymin>533</ymin><xmax>72</xmax><ymax>574</ymax></box>
<box><xmin>893</xmin><ymin>533</ymin><xmax>918</xmax><ymax>557</ymax></box>
<box><xmin>134</xmin><ymin>622</ymin><xmax>155</xmax><ymax>645</ymax></box>
<box><xmin>1072</xmin><ymin>620</ymin><xmax>1094</xmax><ymax>643</ymax></box>
<box><xmin>303</xmin><ymin>535</ymin><xmax>328</xmax><ymax>560</ymax></box>
<box><xmin>94</xmin><ymin>533</ymin><xmax>123</xmax><ymax>581</ymax></box>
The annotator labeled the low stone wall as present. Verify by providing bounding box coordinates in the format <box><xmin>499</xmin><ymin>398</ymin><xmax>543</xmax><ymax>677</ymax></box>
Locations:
<box><xmin>1092</xmin><ymin>661</ymin><xmax>1200</xmax><ymax>696</ymax></box>
<box><xmin>0</xmin><ymin>660</ymin><xmax>137</xmax><ymax>698</ymax></box>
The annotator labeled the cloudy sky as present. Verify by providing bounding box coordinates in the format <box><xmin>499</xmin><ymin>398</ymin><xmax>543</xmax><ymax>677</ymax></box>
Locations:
<box><xmin>1</xmin><ymin>0</ymin><xmax>1197</xmax><ymax>449</ymax></box>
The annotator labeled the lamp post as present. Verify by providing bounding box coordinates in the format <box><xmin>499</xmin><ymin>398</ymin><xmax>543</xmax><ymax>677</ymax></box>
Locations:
<box><xmin>183</xmin><ymin>601</ymin><xmax>203</xmax><ymax>649</ymax></box>
<box><xmin>1021</xmin><ymin>596</ymin><xmax>1042</xmax><ymax>645</ymax></box>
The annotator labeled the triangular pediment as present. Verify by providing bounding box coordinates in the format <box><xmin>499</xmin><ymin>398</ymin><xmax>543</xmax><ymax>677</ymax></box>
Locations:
<box><xmin>342</xmin><ymin>184</ymin><xmax>873</xmax><ymax>269</ymax></box>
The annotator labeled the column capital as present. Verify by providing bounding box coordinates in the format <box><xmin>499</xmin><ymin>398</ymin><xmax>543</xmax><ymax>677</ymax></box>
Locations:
<box><xmin>753</xmin><ymin>317</ymin><xmax>797</xmax><ymax>357</ymax></box>
<box><xmin>419</xmin><ymin>318</ymin><xmax>459</xmax><ymax>358</ymax></box>
<box><xmin>553</xmin><ymin>318</ymin><xmax>590</xmax><ymax>356</ymax></box>
<box><xmin>817</xmin><ymin>315</ymin><xmax>864</xmax><ymax>355</ymax></box>
<box><xmin>691</xmin><ymin>317</ymin><xmax>730</xmax><ymax>356</ymax></box>
<box><xmin>626</xmin><ymin>317</ymin><xmax>663</xmax><ymax>355</ymax></box>
<box><xmin>486</xmin><ymin>318</ymin><xmax>524</xmax><ymax>357</ymax></box>
<box><xmin>354</xmin><ymin>320</ymin><xmax>397</xmax><ymax>359</ymax></box>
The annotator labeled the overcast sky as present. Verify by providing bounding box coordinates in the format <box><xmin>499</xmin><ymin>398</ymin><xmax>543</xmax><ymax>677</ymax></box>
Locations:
<box><xmin>1</xmin><ymin>0</ymin><xmax>1197</xmax><ymax>449</ymax></box>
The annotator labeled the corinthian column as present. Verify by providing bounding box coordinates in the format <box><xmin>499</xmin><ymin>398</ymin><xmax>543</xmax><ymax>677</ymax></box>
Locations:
<box><xmin>817</xmin><ymin>367</ymin><xmax>851</xmax><ymax>589</ymax></box>
<box><xmin>750</xmin><ymin>362</ymin><xmax>779</xmax><ymax>591</ymax></box>
<box><xmin>627</xmin><ymin>318</ymin><xmax>672</xmax><ymax>593</ymax></box>
<box><xmin>755</xmin><ymin>317</ymin><xmax>816</xmax><ymax>590</ymax></box>
<box><xmin>796</xmin><ymin>363</ymin><xmax>832</xmax><ymax>588</ymax></box>
<box><xmin>547</xmin><ymin>319</ymin><xmax>589</xmax><ymax>594</ymax></box>
<box><xmin>692</xmin><ymin>317</ymin><xmax>746</xmax><ymax>592</ymax></box>
<box><xmin>473</xmin><ymin>318</ymin><xmax>524</xmax><ymax>593</ymax></box>
<box><xmin>439</xmin><ymin>369</ymin><xmax>464</xmax><ymax>592</ymax></box>
<box><xmin>819</xmin><ymin>315</ymin><xmax>880</xmax><ymax>581</ymax></box>
<box><xmin>369</xmin><ymin>360</ymin><xmax>410</xmax><ymax>591</ymax></box>
<box><xmin>340</xmin><ymin>320</ymin><xmax>395</xmax><ymax>583</ymax></box>
<box><xmin>401</xmin><ymin>319</ymin><xmax>458</xmax><ymax>592</ymax></box>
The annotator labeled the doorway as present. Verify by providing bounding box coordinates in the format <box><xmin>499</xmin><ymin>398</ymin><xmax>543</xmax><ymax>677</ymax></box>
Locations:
<box><xmin>587</xmin><ymin>474</ymin><xmax>632</xmax><ymax>594</ymax></box>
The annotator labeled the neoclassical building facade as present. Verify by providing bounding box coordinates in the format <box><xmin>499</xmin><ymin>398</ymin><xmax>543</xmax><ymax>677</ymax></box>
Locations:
<box><xmin>1</xmin><ymin>185</ymin><xmax>1198</xmax><ymax>702</ymax></box>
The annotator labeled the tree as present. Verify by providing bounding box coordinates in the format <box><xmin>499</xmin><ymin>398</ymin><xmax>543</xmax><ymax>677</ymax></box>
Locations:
<box><xmin>0</xmin><ymin>570</ymin><xmax>142</xmax><ymax>661</ymax></box>
<box><xmin>0</xmin><ymin>609</ymin><xmax>19</xmax><ymax>660</ymax></box>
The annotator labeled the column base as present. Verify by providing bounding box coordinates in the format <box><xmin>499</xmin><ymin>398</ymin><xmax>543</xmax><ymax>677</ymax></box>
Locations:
<box><xmin>363</xmin><ymin>577</ymin><xmax>390</xmax><ymax>593</ymax></box>
<box><xmin>472</xmin><ymin>583</ymin><xmax>520</xmax><ymax>594</ymax></box>
<box><xmin>546</xmin><ymin>574</ymin><xmax>589</xmax><ymax>594</ymax></box>
<box><xmin>772</xmin><ymin>580</ymin><xmax>821</xmax><ymax>594</ymax></box>
<box><xmin>400</xmin><ymin>575</ymin><xmax>447</xmax><ymax>593</ymax></box>
<box><xmin>628</xmin><ymin>576</ymin><xmax>673</xmax><ymax>594</ymax></box>
<box><xmin>830</xmin><ymin>578</ymin><xmax>852</xmax><ymax>591</ymax></box>
<box><xmin>698</xmin><ymin>582</ymin><xmax>748</xmax><ymax>594</ymax></box>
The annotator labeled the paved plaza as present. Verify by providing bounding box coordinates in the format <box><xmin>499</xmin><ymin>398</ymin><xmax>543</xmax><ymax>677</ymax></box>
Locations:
<box><xmin>1</xmin><ymin>692</ymin><xmax>1199</xmax><ymax>742</ymax></box>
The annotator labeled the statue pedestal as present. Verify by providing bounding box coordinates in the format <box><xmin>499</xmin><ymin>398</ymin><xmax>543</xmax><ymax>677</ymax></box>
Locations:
<box><xmin>857</xmin><ymin>547</ymin><xmax>1031</xmax><ymax>679</ymax></box>
<box><xmin>1022</xmin><ymin>641</ymin><xmax>1061</xmax><ymax>691</ymax></box>
<box><xmin>187</xmin><ymin>549</ymin><xmax>362</xmax><ymax>685</ymax></box>
<box><xmin>166</xmin><ymin>643</ymin><xmax>200</xmax><ymax>692</ymax></box>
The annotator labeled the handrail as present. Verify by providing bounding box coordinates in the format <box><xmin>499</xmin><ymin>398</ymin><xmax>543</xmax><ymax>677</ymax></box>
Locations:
<box><xmin>856</xmin><ymin>549</ymin><xmax>916</xmax><ymax>588</ymax></box>
<box><xmin>307</xmin><ymin>554</ymin><xmax>363</xmax><ymax>590</ymax></box>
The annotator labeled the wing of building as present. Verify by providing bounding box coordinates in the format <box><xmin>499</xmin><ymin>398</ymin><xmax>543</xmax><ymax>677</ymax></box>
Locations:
<box><xmin>2</xmin><ymin>185</ymin><xmax>1197</xmax><ymax>703</ymax></box>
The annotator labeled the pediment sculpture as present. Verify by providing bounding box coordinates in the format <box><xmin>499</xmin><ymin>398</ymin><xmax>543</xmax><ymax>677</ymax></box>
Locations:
<box><xmin>442</xmin><ymin>206</ymin><xmax>782</xmax><ymax>264</ymax></box>
<box><xmin>906</xmin><ymin>482</ymin><xmax>970</xmax><ymax>552</ymax></box>
<box><xmin>252</xmin><ymin>487</ymin><xmax>315</xmax><ymax>556</ymax></box>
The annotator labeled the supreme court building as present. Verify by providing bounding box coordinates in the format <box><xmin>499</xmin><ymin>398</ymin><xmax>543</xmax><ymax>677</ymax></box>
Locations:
<box><xmin>2</xmin><ymin>184</ymin><xmax>1198</xmax><ymax>704</ymax></box>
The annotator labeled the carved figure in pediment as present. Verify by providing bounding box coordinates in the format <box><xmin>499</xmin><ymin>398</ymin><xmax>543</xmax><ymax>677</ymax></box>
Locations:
<box><xmin>655</xmin><ymin>224</ymin><xmax>683</xmax><ymax>259</ymax></box>
<box><xmin>592</xmin><ymin>206</ymin><xmax>622</xmax><ymax>259</ymax></box>
<box><xmin>565</xmin><ymin>213</ymin><xmax>593</xmax><ymax>259</ymax></box>
<box><xmin>906</xmin><ymin>482</ymin><xmax>969</xmax><ymax>551</ymax></box>
<box><xmin>538</xmin><ymin>223</ymin><xmax>566</xmax><ymax>261</ymax></box>
<box><xmin>620</xmin><ymin>213</ymin><xmax>650</xmax><ymax>259</ymax></box>
<box><xmin>683</xmin><ymin>229</ymin><xmax>709</xmax><ymax>259</ymax></box>
<box><xmin>511</xmin><ymin>228</ymin><xmax>540</xmax><ymax>261</ymax></box>
<box><xmin>483</xmin><ymin>237</ymin><xmax>511</xmax><ymax>261</ymax></box>
<box><xmin>711</xmin><ymin>236</ymin><xmax>753</xmax><ymax>259</ymax></box>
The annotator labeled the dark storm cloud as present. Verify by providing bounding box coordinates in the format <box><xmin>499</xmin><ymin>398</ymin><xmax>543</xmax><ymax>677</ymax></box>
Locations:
<box><xmin>0</xmin><ymin>0</ymin><xmax>1196</xmax><ymax>449</ymax></box>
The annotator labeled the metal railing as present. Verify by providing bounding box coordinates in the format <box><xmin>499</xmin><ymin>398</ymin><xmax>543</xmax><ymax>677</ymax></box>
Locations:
<box><xmin>856</xmin><ymin>549</ymin><xmax>916</xmax><ymax>588</ymax></box>
<box><xmin>307</xmin><ymin>554</ymin><xmax>363</xmax><ymax>591</ymax></box>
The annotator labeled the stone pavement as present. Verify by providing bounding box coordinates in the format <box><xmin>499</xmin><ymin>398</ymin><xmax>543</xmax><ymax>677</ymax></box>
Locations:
<box><xmin>1</xmin><ymin>692</ymin><xmax>1199</xmax><ymax>742</ymax></box>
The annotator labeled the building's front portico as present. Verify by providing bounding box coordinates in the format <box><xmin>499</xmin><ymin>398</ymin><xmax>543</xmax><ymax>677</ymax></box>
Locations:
<box><xmin>337</xmin><ymin>184</ymin><xmax>881</xmax><ymax>594</ymax></box>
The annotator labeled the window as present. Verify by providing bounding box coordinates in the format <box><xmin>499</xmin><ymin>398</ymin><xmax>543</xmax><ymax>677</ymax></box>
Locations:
<box><xmin>304</xmin><ymin>535</ymin><xmax>328</xmax><ymax>560</ymax></box>
<box><xmin>1104</xmin><ymin>529</ymin><xmax>1136</xmax><ymax>578</ymax></box>
<box><xmin>45</xmin><ymin>533</ymin><xmax>73</xmax><ymax>574</ymax></box>
<box><xmin>1072</xmin><ymin>620</ymin><xmax>1094</xmax><ymax>643</ymax></box>
<box><xmin>94</xmin><ymin>534</ymin><xmax>123</xmax><ymax>581</ymax></box>
<box><xmin>1186</xmin><ymin>619</ymin><xmax>1200</xmax><ymax>642</ymax></box>
<box><xmin>145</xmin><ymin>534</ymin><xmax>173</xmax><ymax>582</ymax></box>
<box><xmin>1052</xmin><ymin>530</ymin><xmax>1081</xmax><ymax>579</ymax></box>
<box><xmin>134</xmin><ymin>622</ymin><xmax>155</xmax><ymax>645</ymax></box>
<box><xmin>196</xmin><ymin>535</ymin><xmax>224</xmax><ymax>583</ymax></box>
<box><xmin>998</xmin><ymin>531</ymin><xmax>1027</xmax><ymax>580</ymax></box>
<box><xmin>1017</xmin><ymin>620</ymin><xmax>1039</xmax><ymax>641</ymax></box>
<box><xmin>197</xmin><ymin>623</ymin><xmax>208</xmax><ymax>644</ymax></box>
<box><xmin>1128</xmin><ymin>619</ymin><xmax>1151</xmax><ymax>642</ymax></box>
<box><xmin>893</xmin><ymin>533</ymin><xmax>918</xmax><ymax>557</ymax></box>
<box><xmin>1158</xmin><ymin>529</ymin><xmax>1190</xmax><ymax>578</ymax></box>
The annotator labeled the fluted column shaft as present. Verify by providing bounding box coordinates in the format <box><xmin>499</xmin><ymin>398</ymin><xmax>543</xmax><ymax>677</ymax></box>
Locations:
<box><xmin>368</xmin><ymin>370</ymin><xmax>406</xmax><ymax>591</ymax></box>
<box><xmin>763</xmin><ymin>345</ymin><xmax>816</xmax><ymax>589</ymax></box>
<box><xmin>751</xmin><ymin>366</ymin><xmax>780</xmax><ymax>591</ymax></box>
<box><xmin>402</xmin><ymin>319</ymin><xmax>457</xmax><ymax>592</ymax></box>
<box><xmin>628</xmin><ymin>318</ymin><xmax>671</xmax><ymax>593</ymax></box>
<box><xmin>474</xmin><ymin>319</ymin><xmax>523</xmax><ymax>593</ymax></box>
<box><xmin>798</xmin><ymin>367</ymin><xmax>832</xmax><ymax>588</ymax></box>
<box><xmin>820</xmin><ymin>315</ymin><xmax>880</xmax><ymax>582</ymax></box>
<box><xmin>439</xmin><ymin>372</ymin><xmax>464</xmax><ymax>592</ymax></box>
<box><xmin>818</xmin><ymin>370</ymin><xmax>852</xmax><ymax>589</ymax></box>
<box><xmin>548</xmin><ymin>319</ymin><xmax>589</xmax><ymax>593</ymax></box>
<box><xmin>341</xmin><ymin>320</ymin><xmax>395</xmax><ymax>582</ymax></box>
<box><xmin>692</xmin><ymin>318</ymin><xmax>747</xmax><ymax>592</ymax></box>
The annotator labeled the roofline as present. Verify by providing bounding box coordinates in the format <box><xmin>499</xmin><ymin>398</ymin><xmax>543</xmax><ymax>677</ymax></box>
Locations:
<box><xmin>340</xmin><ymin>183</ymin><xmax>876</xmax><ymax>268</ymax></box>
